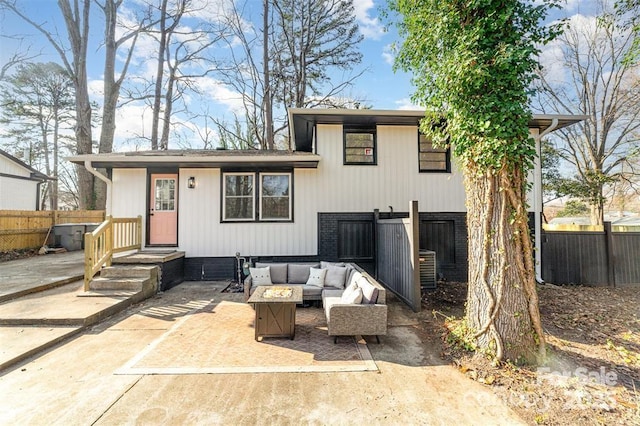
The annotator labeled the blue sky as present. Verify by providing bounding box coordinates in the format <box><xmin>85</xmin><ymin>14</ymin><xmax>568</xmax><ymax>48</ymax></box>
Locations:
<box><xmin>0</xmin><ymin>0</ymin><xmax>596</xmax><ymax>150</ymax></box>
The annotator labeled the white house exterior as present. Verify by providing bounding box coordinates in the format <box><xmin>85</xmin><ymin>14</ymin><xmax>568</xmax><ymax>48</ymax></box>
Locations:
<box><xmin>68</xmin><ymin>109</ymin><xmax>583</xmax><ymax>281</ymax></box>
<box><xmin>0</xmin><ymin>149</ymin><xmax>50</xmax><ymax>210</ymax></box>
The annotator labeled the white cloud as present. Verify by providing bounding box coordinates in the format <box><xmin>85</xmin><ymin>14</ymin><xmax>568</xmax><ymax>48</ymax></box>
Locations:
<box><xmin>382</xmin><ymin>43</ymin><xmax>395</xmax><ymax>65</ymax></box>
<box><xmin>353</xmin><ymin>0</ymin><xmax>385</xmax><ymax>40</ymax></box>
<box><xmin>395</xmin><ymin>98</ymin><xmax>422</xmax><ymax>110</ymax></box>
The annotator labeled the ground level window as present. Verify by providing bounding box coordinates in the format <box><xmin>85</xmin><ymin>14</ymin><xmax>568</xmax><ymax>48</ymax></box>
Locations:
<box><xmin>223</xmin><ymin>172</ymin><xmax>292</xmax><ymax>222</ymax></box>
<box><xmin>344</xmin><ymin>128</ymin><xmax>376</xmax><ymax>165</ymax></box>
<box><xmin>223</xmin><ymin>173</ymin><xmax>254</xmax><ymax>221</ymax></box>
<box><xmin>419</xmin><ymin>133</ymin><xmax>450</xmax><ymax>172</ymax></box>
<box><xmin>260</xmin><ymin>173</ymin><xmax>291</xmax><ymax>220</ymax></box>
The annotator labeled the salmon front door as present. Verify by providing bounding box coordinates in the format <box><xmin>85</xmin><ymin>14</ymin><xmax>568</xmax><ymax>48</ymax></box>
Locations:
<box><xmin>149</xmin><ymin>173</ymin><xmax>178</xmax><ymax>245</ymax></box>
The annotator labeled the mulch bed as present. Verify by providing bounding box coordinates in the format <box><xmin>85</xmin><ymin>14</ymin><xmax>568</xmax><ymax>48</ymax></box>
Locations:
<box><xmin>422</xmin><ymin>281</ymin><xmax>640</xmax><ymax>425</ymax></box>
<box><xmin>0</xmin><ymin>249</ymin><xmax>40</xmax><ymax>263</ymax></box>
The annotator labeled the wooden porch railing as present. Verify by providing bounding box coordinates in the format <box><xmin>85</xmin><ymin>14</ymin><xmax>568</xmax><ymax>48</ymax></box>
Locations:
<box><xmin>84</xmin><ymin>215</ymin><xmax>142</xmax><ymax>290</ymax></box>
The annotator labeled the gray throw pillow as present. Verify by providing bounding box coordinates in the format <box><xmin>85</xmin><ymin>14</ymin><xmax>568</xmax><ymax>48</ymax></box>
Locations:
<box><xmin>324</xmin><ymin>264</ymin><xmax>348</xmax><ymax>289</ymax></box>
<box><xmin>255</xmin><ymin>262</ymin><xmax>287</xmax><ymax>284</ymax></box>
<box><xmin>288</xmin><ymin>264</ymin><xmax>313</xmax><ymax>284</ymax></box>
<box><xmin>320</xmin><ymin>261</ymin><xmax>346</xmax><ymax>268</ymax></box>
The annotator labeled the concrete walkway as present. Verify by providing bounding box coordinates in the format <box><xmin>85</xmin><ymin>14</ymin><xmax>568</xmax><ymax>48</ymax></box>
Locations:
<box><xmin>0</xmin><ymin>251</ymin><xmax>85</xmax><ymax>302</ymax></box>
<box><xmin>0</xmin><ymin>278</ymin><xmax>525</xmax><ymax>424</ymax></box>
<box><xmin>0</xmin><ymin>252</ymin><xmax>145</xmax><ymax>370</ymax></box>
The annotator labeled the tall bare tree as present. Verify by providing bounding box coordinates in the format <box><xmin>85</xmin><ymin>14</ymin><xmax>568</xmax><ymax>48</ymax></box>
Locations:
<box><xmin>214</xmin><ymin>0</ymin><xmax>365</xmax><ymax>150</ymax></box>
<box><xmin>535</xmin><ymin>4</ymin><xmax>640</xmax><ymax>225</ymax></box>
<box><xmin>0</xmin><ymin>62</ymin><xmax>75</xmax><ymax>209</ymax></box>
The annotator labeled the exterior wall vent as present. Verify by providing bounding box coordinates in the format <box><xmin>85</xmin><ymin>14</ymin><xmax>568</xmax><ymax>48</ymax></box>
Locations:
<box><xmin>419</xmin><ymin>250</ymin><xmax>437</xmax><ymax>290</ymax></box>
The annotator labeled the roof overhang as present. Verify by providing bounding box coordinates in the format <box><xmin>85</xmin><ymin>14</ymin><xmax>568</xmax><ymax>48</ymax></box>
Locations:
<box><xmin>66</xmin><ymin>150</ymin><xmax>321</xmax><ymax>169</ymax></box>
<box><xmin>0</xmin><ymin>148</ymin><xmax>53</xmax><ymax>181</ymax></box>
<box><xmin>288</xmin><ymin>108</ymin><xmax>588</xmax><ymax>151</ymax></box>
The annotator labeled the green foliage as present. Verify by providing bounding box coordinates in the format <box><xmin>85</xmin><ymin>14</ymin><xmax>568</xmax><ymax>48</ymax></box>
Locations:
<box><xmin>556</xmin><ymin>200</ymin><xmax>589</xmax><ymax>217</ymax></box>
<box><xmin>389</xmin><ymin>0</ymin><xmax>561</xmax><ymax>174</ymax></box>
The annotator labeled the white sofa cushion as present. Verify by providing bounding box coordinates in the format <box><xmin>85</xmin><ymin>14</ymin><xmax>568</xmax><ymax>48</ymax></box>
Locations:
<box><xmin>340</xmin><ymin>282</ymin><xmax>363</xmax><ymax>304</ymax></box>
<box><xmin>357</xmin><ymin>276</ymin><xmax>379</xmax><ymax>304</ymax></box>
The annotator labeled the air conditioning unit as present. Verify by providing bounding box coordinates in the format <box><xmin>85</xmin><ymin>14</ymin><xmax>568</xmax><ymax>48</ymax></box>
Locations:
<box><xmin>419</xmin><ymin>250</ymin><xmax>436</xmax><ymax>290</ymax></box>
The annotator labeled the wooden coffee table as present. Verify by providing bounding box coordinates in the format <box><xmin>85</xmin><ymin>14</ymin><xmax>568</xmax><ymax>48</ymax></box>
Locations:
<box><xmin>247</xmin><ymin>286</ymin><xmax>303</xmax><ymax>341</ymax></box>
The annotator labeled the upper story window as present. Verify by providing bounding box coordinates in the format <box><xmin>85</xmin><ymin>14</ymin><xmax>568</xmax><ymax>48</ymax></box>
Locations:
<box><xmin>344</xmin><ymin>127</ymin><xmax>376</xmax><ymax>165</ymax></box>
<box><xmin>223</xmin><ymin>172</ymin><xmax>292</xmax><ymax>222</ymax></box>
<box><xmin>419</xmin><ymin>133</ymin><xmax>450</xmax><ymax>173</ymax></box>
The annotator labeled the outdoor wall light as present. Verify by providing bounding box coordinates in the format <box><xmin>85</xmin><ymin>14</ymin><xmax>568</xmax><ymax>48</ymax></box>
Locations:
<box><xmin>187</xmin><ymin>176</ymin><xmax>196</xmax><ymax>189</ymax></box>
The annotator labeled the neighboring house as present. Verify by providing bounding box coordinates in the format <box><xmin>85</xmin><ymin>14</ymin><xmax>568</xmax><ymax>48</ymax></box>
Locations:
<box><xmin>0</xmin><ymin>149</ymin><xmax>51</xmax><ymax>210</ymax></box>
<box><xmin>67</xmin><ymin>108</ymin><xmax>583</xmax><ymax>281</ymax></box>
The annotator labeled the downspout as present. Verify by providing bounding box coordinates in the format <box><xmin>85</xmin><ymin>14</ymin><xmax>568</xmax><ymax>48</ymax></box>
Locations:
<box><xmin>84</xmin><ymin>160</ymin><xmax>112</xmax><ymax>215</ymax></box>
<box><xmin>533</xmin><ymin>118</ymin><xmax>558</xmax><ymax>284</ymax></box>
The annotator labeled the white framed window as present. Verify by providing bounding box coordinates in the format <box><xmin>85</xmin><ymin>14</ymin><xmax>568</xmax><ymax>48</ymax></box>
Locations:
<box><xmin>260</xmin><ymin>173</ymin><xmax>291</xmax><ymax>221</ymax></box>
<box><xmin>223</xmin><ymin>173</ymin><xmax>254</xmax><ymax>221</ymax></box>
<box><xmin>222</xmin><ymin>172</ymin><xmax>292</xmax><ymax>222</ymax></box>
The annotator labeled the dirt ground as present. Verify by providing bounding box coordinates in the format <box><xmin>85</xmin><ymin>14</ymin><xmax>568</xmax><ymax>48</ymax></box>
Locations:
<box><xmin>422</xmin><ymin>281</ymin><xmax>640</xmax><ymax>425</ymax></box>
<box><xmin>0</xmin><ymin>249</ymin><xmax>39</xmax><ymax>262</ymax></box>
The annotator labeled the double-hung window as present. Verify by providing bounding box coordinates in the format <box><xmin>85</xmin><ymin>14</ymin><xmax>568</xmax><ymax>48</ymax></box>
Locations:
<box><xmin>344</xmin><ymin>127</ymin><xmax>376</xmax><ymax>165</ymax></box>
<box><xmin>222</xmin><ymin>172</ymin><xmax>292</xmax><ymax>222</ymax></box>
<box><xmin>418</xmin><ymin>133</ymin><xmax>450</xmax><ymax>172</ymax></box>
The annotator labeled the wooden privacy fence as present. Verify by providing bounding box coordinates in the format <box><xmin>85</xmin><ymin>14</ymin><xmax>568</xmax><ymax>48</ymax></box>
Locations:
<box><xmin>541</xmin><ymin>222</ymin><xmax>640</xmax><ymax>286</ymax></box>
<box><xmin>84</xmin><ymin>216</ymin><xmax>142</xmax><ymax>290</ymax></box>
<box><xmin>0</xmin><ymin>210</ymin><xmax>105</xmax><ymax>251</ymax></box>
<box><xmin>375</xmin><ymin>201</ymin><xmax>421</xmax><ymax>312</ymax></box>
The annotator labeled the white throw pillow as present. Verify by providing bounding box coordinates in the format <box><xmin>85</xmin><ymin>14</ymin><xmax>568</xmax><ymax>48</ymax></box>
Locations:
<box><xmin>249</xmin><ymin>267</ymin><xmax>272</xmax><ymax>286</ymax></box>
<box><xmin>324</xmin><ymin>265</ymin><xmax>348</xmax><ymax>289</ymax></box>
<box><xmin>340</xmin><ymin>286</ymin><xmax>362</xmax><ymax>305</ymax></box>
<box><xmin>306</xmin><ymin>267</ymin><xmax>327</xmax><ymax>288</ymax></box>
<box><xmin>340</xmin><ymin>281</ymin><xmax>363</xmax><ymax>304</ymax></box>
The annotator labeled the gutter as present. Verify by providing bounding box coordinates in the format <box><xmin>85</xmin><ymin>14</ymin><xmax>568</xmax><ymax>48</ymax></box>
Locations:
<box><xmin>533</xmin><ymin>118</ymin><xmax>558</xmax><ymax>284</ymax></box>
<box><xmin>84</xmin><ymin>160</ymin><xmax>112</xmax><ymax>215</ymax></box>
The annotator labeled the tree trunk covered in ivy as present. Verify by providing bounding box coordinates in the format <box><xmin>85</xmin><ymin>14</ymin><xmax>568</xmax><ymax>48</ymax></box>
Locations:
<box><xmin>465</xmin><ymin>164</ymin><xmax>543</xmax><ymax>362</ymax></box>
<box><xmin>390</xmin><ymin>0</ymin><xmax>562</xmax><ymax>364</ymax></box>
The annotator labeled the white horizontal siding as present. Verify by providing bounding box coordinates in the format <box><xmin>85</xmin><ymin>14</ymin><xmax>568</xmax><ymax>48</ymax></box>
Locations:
<box><xmin>0</xmin><ymin>177</ymin><xmax>37</xmax><ymax>210</ymax></box>
<box><xmin>178</xmin><ymin>168</ymin><xmax>317</xmax><ymax>257</ymax></box>
<box><xmin>111</xmin><ymin>124</ymin><xmax>542</xmax><ymax>258</ymax></box>
<box><xmin>312</xmin><ymin>124</ymin><xmax>466</xmax><ymax>212</ymax></box>
<box><xmin>0</xmin><ymin>155</ymin><xmax>30</xmax><ymax>177</ymax></box>
<box><xmin>111</xmin><ymin>169</ymin><xmax>147</xmax><ymax>243</ymax></box>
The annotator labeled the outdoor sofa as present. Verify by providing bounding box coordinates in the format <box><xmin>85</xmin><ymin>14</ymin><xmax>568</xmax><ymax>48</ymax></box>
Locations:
<box><xmin>244</xmin><ymin>261</ymin><xmax>387</xmax><ymax>342</ymax></box>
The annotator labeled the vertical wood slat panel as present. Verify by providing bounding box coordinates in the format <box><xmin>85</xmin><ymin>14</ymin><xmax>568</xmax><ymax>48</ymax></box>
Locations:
<box><xmin>542</xmin><ymin>230</ymin><xmax>640</xmax><ymax>285</ymax></box>
<box><xmin>376</xmin><ymin>217</ymin><xmax>421</xmax><ymax>311</ymax></box>
<box><xmin>613</xmin><ymin>233</ymin><xmax>640</xmax><ymax>285</ymax></box>
<box><xmin>0</xmin><ymin>210</ymin><xmax>105</xmax><ymax>251</ymax></box>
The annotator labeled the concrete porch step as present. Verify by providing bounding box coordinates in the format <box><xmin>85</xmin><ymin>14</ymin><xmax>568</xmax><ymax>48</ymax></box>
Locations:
<box><xmin>89</xmin><ymin>277</ymin><xmax>148</xmax><ymax>292</ymax></box>
<box><xmin>100</xmin><ymin>265</ymin><xmax>158</xmax><ymax>279</ymax></box>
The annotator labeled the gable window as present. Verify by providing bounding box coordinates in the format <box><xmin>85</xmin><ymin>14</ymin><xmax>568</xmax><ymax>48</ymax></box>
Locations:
<box><xmin>419</xmin><ymin>133</ymin><xmax>450</xmax><ymax>172</ymax></box>
<box><xmin>223</xmin><ymin>172</ymin><xmax>292</xmax><ymax>222</ymax></box>
<box><xmin>344</xmin><ymin>128</ymin><xmax>376</xmax><ymax>165</ymax></box>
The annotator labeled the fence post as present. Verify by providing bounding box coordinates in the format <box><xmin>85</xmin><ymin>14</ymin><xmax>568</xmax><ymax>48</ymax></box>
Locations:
<box><xmin>604</xmin><ymin>221</ymin><xmax>616</xmax><ymax>287</ymax></box>
<box><xmin>409</xmin><ymin>200</ymin><xmax>421</xmax><ymax>312</ymax></box>
<box><xmin>373</xmin><ymin>209</ymin><xmax>379</xmax><ymax>280</ymax></box>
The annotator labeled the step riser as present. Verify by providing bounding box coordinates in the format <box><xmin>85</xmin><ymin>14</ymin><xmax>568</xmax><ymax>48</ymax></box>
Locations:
<box><xmin>100</xmin><ymin>267</ymin><xmax>156</xmax><ymax>279</ymax></box>
<box><xmin>89</xmin><ymin>278</ymin><xmax>148</xmax><ymax>292</ymax></box>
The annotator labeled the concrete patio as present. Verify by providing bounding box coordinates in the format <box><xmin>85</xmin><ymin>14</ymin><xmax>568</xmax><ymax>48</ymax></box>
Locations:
<box><xmin>0</xmin><ymin>253</ymin><xmax>525</xmax><ymax>424</ymax></box>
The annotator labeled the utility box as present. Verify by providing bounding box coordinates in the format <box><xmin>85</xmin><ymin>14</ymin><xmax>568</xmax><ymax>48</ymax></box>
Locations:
<box><xmin>53</xmin><ymin>224</ymin><xmax>86</xmax><ymax>251</ymax></box>
<box><xmin>419</xmin><ymin>250</ymin><xmax>437</xmax><ymax>290</ymax></box>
